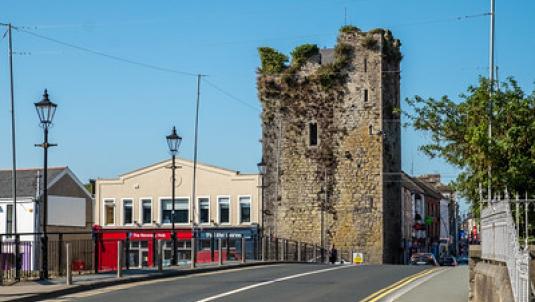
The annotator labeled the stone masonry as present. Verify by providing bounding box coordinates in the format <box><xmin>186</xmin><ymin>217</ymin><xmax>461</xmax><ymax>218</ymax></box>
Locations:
<box><xmin>258</xmin><ymin>27</ymin><xmax>402</xmax><ymax>264</ymax></box>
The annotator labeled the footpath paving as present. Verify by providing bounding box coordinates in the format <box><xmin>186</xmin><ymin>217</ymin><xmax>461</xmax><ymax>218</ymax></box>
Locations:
<box><xmin>391</xmin><ymin>265</ymin><xmax>469</xmax><ymax>302</ymax></box>
<box><xmin>0</xmin><ymin>261</ymin><xmax>271</xmax><ymax>302</ymax></box>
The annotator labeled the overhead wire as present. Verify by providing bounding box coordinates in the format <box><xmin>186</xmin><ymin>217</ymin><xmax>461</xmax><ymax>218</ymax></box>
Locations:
<box><xmin>13</xmin><ymin>25</ymin><xmax>199</xmax><ymax>77</ymax></box>
<box><xmin>203</xmin><ymin>79</ymin><xmax>261</xmax><ymax>112</ymax></box>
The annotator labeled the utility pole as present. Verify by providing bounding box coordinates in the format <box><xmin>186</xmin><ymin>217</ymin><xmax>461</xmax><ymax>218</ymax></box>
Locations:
<box><xmin>487</xmin><ymin>0</ymin><xmax>495</xmax><ymax>205</ymax></box>
<box><xmin>191</xmin><ymin>74</ymin><xmax>205</xmax><ymax>267</ymax></box>
<box><xmin>8</xmin><ymin>23</ymin><xmax>20</xmax><ymax>281</ymax></box>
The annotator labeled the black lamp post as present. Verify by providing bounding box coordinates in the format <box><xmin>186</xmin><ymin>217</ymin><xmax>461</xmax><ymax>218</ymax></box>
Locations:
<box><xmin>34</xmin><ymin>89</ymin><xmax>57</xmax><ymax>280</ymax></box>
<box><xmin>257</xmin><ymin>159</ymin><xmax>266</xmax><ymax>236</ymax></box>
<box><xmin>166</xmin><ymin>126</ymin><xmax>182</xmax><ymax>266</ymax></box>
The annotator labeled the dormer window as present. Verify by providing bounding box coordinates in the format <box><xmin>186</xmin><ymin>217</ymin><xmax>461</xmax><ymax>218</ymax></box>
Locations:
<box><xmin>309</xmin><ymin>122</ymin><xmax>318</xmax><ymax>146</ymax></box>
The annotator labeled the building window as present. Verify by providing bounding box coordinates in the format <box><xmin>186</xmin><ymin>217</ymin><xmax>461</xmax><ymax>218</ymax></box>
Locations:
<box><xmin>364</xmin><ymin>58</ymin><xmax>367</xmax><ymax>72</ymax></box>
<box><xmin>364</xmin><ymin>89</ymin><xmax>368</xmax><ymax>102</ymax></box>
<box><xmin>199</xmin><ymin>198</ymin><xmax>210</xmax><ymax>224</ymax></box>
<box><xmin>161</xmin><ymin>198</ymin><xmax>189</xmax><ymax>224</ymax></box>
<box><xmin>309</xmin><ymin>122</ymin><xmax>318</xmax><ymax>146</ymax></box>
<box><xmin>369</xmin><ymin>125</ymin><xmax>373</xmax><ymax>135</ymax></box>
<box><xmin>6</xmin><ymin>205</ymin><xmax>13</xmax><ymax>235</ymax></box>
<box><xmin>141</xmin><ymin>199</ymin><xmax>152</xmax><ymax>224</ymax></box>
<box><xmin>218</xmin><ymin>197</ymin><xmax>230</xmax><ymax>224</ymax></box>
<box><xmin>123</xmin><ymin>199</ymin><xmax>133</xmax><ymax>225</ymax></box>
<box><xmin>104</xmin><ymin>200</ymin><xmax>115</xmax><ymax>225</ymax></box>
<box><xmin>239</xmin><ymin>196</ymin><xmax>251</xmax><ymax>223</ymax></box>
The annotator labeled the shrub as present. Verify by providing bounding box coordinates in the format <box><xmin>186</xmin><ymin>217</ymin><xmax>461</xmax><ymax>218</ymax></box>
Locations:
<box><xmin>258</xmin><ymin>47</ymin><xmax>288</xmax><ymax>74</ymax></box>
<box><xmin>291</xmin><ymin>44</ymin><xmax>319</xmax><ymax>68</ymax></box>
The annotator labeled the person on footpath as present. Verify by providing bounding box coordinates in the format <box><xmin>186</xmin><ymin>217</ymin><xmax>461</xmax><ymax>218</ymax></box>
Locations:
<box><xmin>329</xmin><ymin>245</ymin><xmax>338</xmax><ymax>264</ymax></box>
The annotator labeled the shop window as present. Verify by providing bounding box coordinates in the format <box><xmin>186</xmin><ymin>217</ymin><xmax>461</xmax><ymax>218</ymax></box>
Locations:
<box><xmin>141</xmin><ymin>199</ymin><xmax>152</xmax><ymax>224</ymax></box>
<box><xmin>218</xmin><ymin>197</ymin><xmax>230</xmax><ymax>224</ymax></box>
<box><xmin>239</xmin><ymin>196</ymin><xmax>251</xmax><ymax>223</ymax></box>
<box><xmin>309</xmin><ymin>122</ymin><xmax>318</xmax><ymax>146</ymax></box>
<box><xmin>199</xmin><ymin>198</ymin><xmax>210</xmax><ymax>224</ymax></box>
<box><xmin>104</xmin><ymin>200</ymin><xmax>115</xmax><ymax>225</ymax></box>
<box><xmin>123</xmin><ymin>199</ymin><xmax>133</xmax><ymax>225</ymax></box>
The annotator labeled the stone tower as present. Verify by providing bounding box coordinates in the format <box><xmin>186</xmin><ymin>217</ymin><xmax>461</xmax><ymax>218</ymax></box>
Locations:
<box><xmin>257</xmin><ymin>26</ymin><xmax>402</xmax><ymax>264</ymax></box>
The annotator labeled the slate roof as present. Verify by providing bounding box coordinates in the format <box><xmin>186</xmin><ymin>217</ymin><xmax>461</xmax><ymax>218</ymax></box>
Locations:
<box><xmin>401</xmin><ymin>172</ymin><xmax>424</xmax><ymax>194</ymax></box>
<box><xmin>0</xmin><ymin>167</ymin><xmax>66</xmax><ymax>199</ymax></box>
<box><xmin>319</xmin><ymin>48</ymin><xmax>334</xmax><ymax>65</ymax></box>
<box><xmin>401</xmin><ymin>171</ymin><xmax>444</xmax><ymax>200</ymax></box>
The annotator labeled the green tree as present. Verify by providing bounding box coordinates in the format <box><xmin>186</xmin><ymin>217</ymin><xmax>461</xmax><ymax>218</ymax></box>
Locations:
<box><xmin>405</xmin><ymin>77</ymin><xmax>535</xmax><ymax>211</ymax></box>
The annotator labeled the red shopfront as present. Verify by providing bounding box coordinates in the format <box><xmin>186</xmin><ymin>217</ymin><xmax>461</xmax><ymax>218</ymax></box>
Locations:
<box><xmin>97</xmin><ymin>229</ymin><xmax>192</xmax><ymax>271</ymax></box>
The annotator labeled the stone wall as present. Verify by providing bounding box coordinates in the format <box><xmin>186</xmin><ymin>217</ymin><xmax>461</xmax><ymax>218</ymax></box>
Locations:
<box><xmin>258</xmin><ymin>27</ymin><xmax>402</xmax><ymax>264</ymax></box>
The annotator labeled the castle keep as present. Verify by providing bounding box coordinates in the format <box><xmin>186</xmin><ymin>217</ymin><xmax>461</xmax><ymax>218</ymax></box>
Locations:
<box><xmin>257</xmin><ymin>26</ymin><xmax>402</xmax><ymax>264</ymax></box>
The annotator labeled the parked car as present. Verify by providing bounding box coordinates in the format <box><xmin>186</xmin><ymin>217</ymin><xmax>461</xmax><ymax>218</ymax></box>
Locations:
<box><xmin>456</xmin><ymin>256</ymin><xmax>469</xmax><ymax>265</ymax></box>
<box><xmin>439</xmin><ymin>256</ymin><xmax>458</xmax><ymax>266</ymax></box>
<box><xmin>410</xmin><ymin>253</ymin><xmax>439</xmax><ymax>266</ymax></box>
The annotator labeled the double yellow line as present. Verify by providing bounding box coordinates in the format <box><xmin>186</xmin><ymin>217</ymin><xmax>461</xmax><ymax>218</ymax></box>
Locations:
<box><xmin>359</xmin><ymin>268</ymin><xmax>438</xmax><ymax>302</ymax></box>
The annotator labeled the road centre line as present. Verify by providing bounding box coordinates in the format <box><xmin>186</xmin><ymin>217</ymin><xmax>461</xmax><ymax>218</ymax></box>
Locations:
<box><xmin>195</xmin><ymin>265</ymin><xmax>353</xmax><ymax>302</ymax></box>
<box><xmin>359</xmin><ymin>268</ymin><xmax>439</xmax><ymax>302</ymax></box>
<box><xmin>381</xmin><ymin>268</ymin><xmax>449</xmax><ymax>302</ymax></box>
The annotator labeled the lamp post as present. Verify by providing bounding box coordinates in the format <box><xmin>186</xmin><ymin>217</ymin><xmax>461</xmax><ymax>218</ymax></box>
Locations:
<box><xmin>166</xmin><ymin>127</ymin><xmax>182</xmax><ymax>266</ymax></box>
<box><xmin>257</xmin><ymin>159</ymin><xmax>266</xmax><ymax>236</ymax></box>
<box><xmin>34</xmin><ymin>89</ymin><xmax>57</xmax><ymax>280</ymax></box>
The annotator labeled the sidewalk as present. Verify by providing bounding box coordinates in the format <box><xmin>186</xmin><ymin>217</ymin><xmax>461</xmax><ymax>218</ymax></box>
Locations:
<box><xmin>391</xmin><ymin>265</ymin><xmax>469</xmax><ymax>302</ymax></box>
<box><xmin>0</xmin><ymin>261</ymin><xmax>269</xmax><ymax>302</ymax></box>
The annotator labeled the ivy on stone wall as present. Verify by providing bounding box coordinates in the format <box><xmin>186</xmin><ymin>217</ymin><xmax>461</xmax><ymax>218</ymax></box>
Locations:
<box><xmin>339</xmin><ymin>25</ymin><xmax>361</xmax><ymax>34</ymax></box>
<box><xmin>258</xmin><ymin>47</ymin><xmax>288</xmax><ymax>74</ymax></box>
<box><xmin>290</xmin><ymin>44</ymin><xmax>319</xmax><ymax>68</ymax></box>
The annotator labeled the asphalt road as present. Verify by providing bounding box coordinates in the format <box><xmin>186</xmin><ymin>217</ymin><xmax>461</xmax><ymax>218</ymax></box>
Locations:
<box><xmin>57</xmin><ymin>264</ymin><xmax>429</xmax><ymax>302</ymax></box>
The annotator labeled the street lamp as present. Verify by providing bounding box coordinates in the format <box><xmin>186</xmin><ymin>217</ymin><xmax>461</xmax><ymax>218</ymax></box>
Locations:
<box><xmin>257</xmin><ymin>159</ymin><xmax>266</xmax><ymax>236</ymax></box>
<box><xmin>34</xmin><ymin>89</ymin><xmax>57</xmax><ymax>280</ymax></box>
<box><xmin>166</xmin><ymin>126</ymin><xmax>182</xmax><ymax>266</ymax></box>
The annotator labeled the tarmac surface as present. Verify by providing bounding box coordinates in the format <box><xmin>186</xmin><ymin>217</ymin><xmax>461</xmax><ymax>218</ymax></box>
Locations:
<box><xmin>44</xmin><ymin>264</ymin><xmax>429</xmax><ymax>302</ymax></box>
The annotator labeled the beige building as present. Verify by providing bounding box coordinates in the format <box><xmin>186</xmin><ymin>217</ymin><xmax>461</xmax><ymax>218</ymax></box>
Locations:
<box><xmin>94</xmin><ymin>158</ymin><xmax>261</xmax><ymax>230</ymax></box>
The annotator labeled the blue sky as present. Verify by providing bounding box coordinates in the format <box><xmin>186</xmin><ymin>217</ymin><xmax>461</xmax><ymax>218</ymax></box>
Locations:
<box><xmin>0</xmin><ymin>1</ymin><xmax>534</xmax><ymax>211</ymax></box>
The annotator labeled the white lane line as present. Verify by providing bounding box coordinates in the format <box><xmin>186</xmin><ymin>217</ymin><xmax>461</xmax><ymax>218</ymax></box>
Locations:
<box><xmin>42</xmin><ymin>265</ymin><xmax>281</xmax><ymax>301</ymax></box>
<box><xmin>196</xmin><ymin>265</ymin><xmax>353</xmax><ymax>302</ymax></box>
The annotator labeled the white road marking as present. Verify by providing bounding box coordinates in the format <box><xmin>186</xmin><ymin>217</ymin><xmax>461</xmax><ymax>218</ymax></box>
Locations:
<box><xmin>195</xmin><ymin>265</ymin><xmax>353</xmax><ymax>302</ymax></box>
<box><xmin>42</xmin><ymin>265</ymin><xmax>281</xmax><ymax>301</ymax></box>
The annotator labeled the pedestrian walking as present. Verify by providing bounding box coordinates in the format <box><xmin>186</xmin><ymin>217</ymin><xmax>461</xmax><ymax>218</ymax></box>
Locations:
<box><xmin>329</xmin><ymin>245</ymin><xmax>338</xmax><ymax>264</ymax></box>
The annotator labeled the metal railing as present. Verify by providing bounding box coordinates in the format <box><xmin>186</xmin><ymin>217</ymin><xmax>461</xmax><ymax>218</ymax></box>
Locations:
<box><xmin>1</xmin><ymin>230</ymin><xmax>338</xmax><ymax>284</ymax></box>
<box><xmin>480</xmin><ymin>193</ymin><xmax>531</xmax><ymax>302</ymax></box>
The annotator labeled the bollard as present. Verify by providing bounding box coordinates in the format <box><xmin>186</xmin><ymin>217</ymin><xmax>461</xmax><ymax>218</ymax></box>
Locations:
<box><xmin>261</xmin><ymin>237</ymin><xmax>266</xmax><ymax>262</ymax></box>
<box><xmin>157</xmin><ymin>240</ymin><xmax>163</xmax><ymax>272</ymax></box>
<box><xmin>241</xmin><ymin>237</ymin><xmax>246</xmax><ymax>264</ymax></box>
<box><xmin>66</xmin><ymin>243</ymin><xmax>72</xmax><ymax>285</ymax></box>
<box><xmin>117</xmin><ymin>241</ymin><xmax>123</xmax><ymax>278</ymax></box>
<box><xmin>297</xmin><ymin>241</ymin><xmax>302</xmax><ymax>262</ymax></box>
<box><xmin>282</xmin><ymin>240</ymin><xmax>287</xmax><ymax>261</ymax></box>
<box><xmin>218</xmin><ymin>238</ymin><xmax>223</xmax><ymax>266</ymax></box>
<box><xmin>191</xmin><ymin>237</ymin><xmax>196</xmax><ymax>269</ymax></box>
<box><xmin>275</xmin><ymin>238</ymin><xmax>279</xmax><ymax>261</ymax></box>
